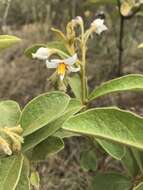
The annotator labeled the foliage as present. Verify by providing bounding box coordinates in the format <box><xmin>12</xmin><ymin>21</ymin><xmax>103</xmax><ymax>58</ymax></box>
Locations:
<box><xmin>0</xmin><ymin>1</ymin><xmax>143</xmax><ymax>189</ymax></box>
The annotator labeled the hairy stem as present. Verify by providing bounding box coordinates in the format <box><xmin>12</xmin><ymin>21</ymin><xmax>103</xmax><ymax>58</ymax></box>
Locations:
<box><xmin>80</xmin><ymin>24</ymin><xmax>87</xmax><ymax>105</ymax></box>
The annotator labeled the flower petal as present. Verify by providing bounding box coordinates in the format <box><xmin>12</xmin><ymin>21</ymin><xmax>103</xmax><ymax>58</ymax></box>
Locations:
<box><xmin>68</xmin><ymin>65</ymin><xmax>80</xmax><ymax>73</ymax></box>
<box><xmin>46</xmin><ymin>60</ymin><xmax>59</xmax><ymax>68</ymax></box>
<box><xmin>64</xmin><ymin>54</ymin><xmax>77</xmax><ymax>65</ymax></box>
<box><xmin>96</xmin><ymin>24</ymin><xmax>108</xmax><ymax>35</ymax></box>
<box><xmin>91</xmin><ymin>18</ymin><xmax>107</xmax><ymax>35</ymax></box>
<box><xmin>32</xmin><ymin>47</ymin><xmax>49</xmax><ymax>60</ymax></box>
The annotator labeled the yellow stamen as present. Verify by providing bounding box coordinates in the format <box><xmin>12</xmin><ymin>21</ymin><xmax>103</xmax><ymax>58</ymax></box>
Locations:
<box><xmin>57</xmin><ymin>63</ymin><xmax>66</xmax><ymax>79</ymax></box>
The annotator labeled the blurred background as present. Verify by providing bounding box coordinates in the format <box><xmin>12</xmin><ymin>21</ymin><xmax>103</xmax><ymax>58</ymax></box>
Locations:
<box><xmin>0</xmin><ymin>0</ymin><xmax>143</xmax><ymax>189</ymax></box>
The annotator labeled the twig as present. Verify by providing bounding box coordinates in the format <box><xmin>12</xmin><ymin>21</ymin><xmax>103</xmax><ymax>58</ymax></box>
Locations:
<box><xmin>117</xmin><ymin>0</ymin><xmax>125</xmax><ymax>77</ymax></box>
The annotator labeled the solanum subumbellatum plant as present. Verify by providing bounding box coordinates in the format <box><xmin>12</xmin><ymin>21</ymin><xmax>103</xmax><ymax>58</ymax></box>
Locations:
<box><xmin>1</xmin><ymin>14</ymin><xmax>143</xmax><ymax>189</ymax></box>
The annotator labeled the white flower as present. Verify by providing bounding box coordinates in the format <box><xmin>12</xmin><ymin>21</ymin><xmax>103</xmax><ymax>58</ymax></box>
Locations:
<box><xmin>46</xmin><ymin>54</ymin><xmax>80</xmax><ymax>80</ymax></box>
<box><xmin>32</xmin><ymin>47</ymin><xmax>50</xmax><ymax>60</ymax></box>
<box><xmin>91</xmin><ymin>18</ymin><xmax>107</xmax><ymax>35</ymax></box>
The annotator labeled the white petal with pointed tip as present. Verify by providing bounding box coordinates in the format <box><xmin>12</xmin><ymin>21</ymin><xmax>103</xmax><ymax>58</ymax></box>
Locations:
<box><xmin>68</xmin><ymin>65</ymin><xmax>80</xmax><ymax>72</ymax></box>
<box><xmin>64</xmin><ymin>54</ymin><xmax>77</xmax><ymax>65</ymax></box>
<box><xmin>46</xmin><ymin>60</ymin><xmax>59</xmax><ymax>68</ymax></box>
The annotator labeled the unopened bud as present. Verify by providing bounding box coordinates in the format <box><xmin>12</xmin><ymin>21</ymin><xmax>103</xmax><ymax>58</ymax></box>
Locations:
<box><xmin>0</xmin><ymin>137</ymin><xmax>12</xmax><ymax>156</ymax></box>
<box><xmin>71</xmin><ymin>16</ymin><xmax>83</xmax><ymax>26</ymax></box>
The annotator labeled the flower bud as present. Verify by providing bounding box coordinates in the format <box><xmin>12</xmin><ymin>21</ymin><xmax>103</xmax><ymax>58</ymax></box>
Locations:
<box><xmin>71</xmin><ymin>16</ymin><xmax>83</xmax><ymax>26</ymax></box>
<box><xmin>0</xmin><ymin>137</ymin><xmax>12</xmax><ymax>156</ymax></box>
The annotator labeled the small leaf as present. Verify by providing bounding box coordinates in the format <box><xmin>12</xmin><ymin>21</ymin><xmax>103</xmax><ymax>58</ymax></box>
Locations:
<box><xmin>0</xmin><ymin>101</ymin><xmax>21</xmax><ymax>127</ymax></box>
<box><xmin>68</xmin><ymin>74</ymin><xmax>82</xmax><ymax>100</ymax></box>
<box><xmin>31</xmin><ymin>136</ymin><xmax>64</xmax><ymax>161</ymax></box>
<box><xmin>80</xmin><ymin>150</ymin><xmax>97</xmax><ymax>171</ymax></box>
<box><xmin>90</xmin><ymin>74</ymin><xmax>143</xmax><ymax>100</ymax></box>
<box><xmin>133</xmin><ymin>182</ymin><xmax>143</xmax><ymax>190</ymax></box>
<box><xmin>96</xmin><ymin>139</ymin><xmax>126</xmax><ymax>160</ymax></box>
<box><xmin>0</xmin><ymin>154</ymin><xmax>24</xmax><ymax>190</ymax></box>
<box><xmin>62</xmin><ymin>107</ymin><xmax>143</xmax><ymax>150</ymax></box>
<box><xmin>22</xmin><ymin>99</ymin><xmax>82</xmax><ymax>151</ymax></box>
<box><xmin>20</xmin><ymin>91</ymin><xmax>70</xmax><ymax>136</ymax></box>
<box><xmin>16</xmin><ymin>157</ymin><xmax>30</xmax><ymax>190</ymax></box>
<box><xmin>0</xmin><ymin>35</ymin><xmax>21</xmax><ymax>51</ymax></box>
<box><xmin>30</xmin><ymin>171</ymin><xmax>40</xmax><ymax>190</ymax></box>
<box><xmin>92</xmin><ymin>172</ymin><xmax>132</xmax><ymax>190</ymax></box>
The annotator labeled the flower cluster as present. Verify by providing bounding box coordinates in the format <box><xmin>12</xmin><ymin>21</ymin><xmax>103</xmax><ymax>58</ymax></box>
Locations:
<box><xmin>32</xmin><ymin>17</ymin><xmax>107</xmax><ymax>81</ymax></box>
<box><xmin>0</xmin><ymin>125</ymin><xmax>23</xmax><ymax>156</ymax></box>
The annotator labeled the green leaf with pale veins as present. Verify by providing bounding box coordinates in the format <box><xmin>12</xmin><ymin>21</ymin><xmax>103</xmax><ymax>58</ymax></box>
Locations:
<box><xmin>92</xmin><ymin>172</ymin><xmax>132</xmax><ymax>190</ymax></box>
<box><xmin>22</xmin><ymin>99</ymin><xmax>82</xmax><ymax>151</ymax></box>
<box><xmin>96</xmin><ymin>139</ymin><xmax>126</xmax><ymax>160</ymax></box>
<box><xmin>0</xmin><ymin>35</ymin><xmax>21</xmax><ymax>51</ymax></box>
<box><xmin>0</xmin><ymin>101</ymin><xmax>21</xmax><ymax>127</ymax></box>
<box><xmin>31</xmin><ymin>136</ymin><xmax>64</xmax><ymax>161</ymax></box>
<box><xmin>0</xmin><ymin>154</ymin><xmax>24</xmax><ymax>190</ymax></box>
<box><xmin>16</xmin><ymin>157</ymin><xmax>30</xmax><ymax>190</ymax></box>
<box><xmin>20</xmin><ymin>91</ymin><xmax>70</xmax><ymax>137</ymax></box>
<box><xmin>89</xmin><ymin>74</ymin><xmax>143</xmax><ymax>100</ymax></box>
<box><xmin>62</xmin><ymin>107</ymin><xmax>143</xmax><ymax>150</ymax></box>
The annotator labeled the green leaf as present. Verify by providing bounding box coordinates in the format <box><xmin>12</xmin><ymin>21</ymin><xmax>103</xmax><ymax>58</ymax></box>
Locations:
<box><xmin>22</xmin><ymin>99</ymin><xmax>82</xmax><ymax>151</ymax></box>
<box><xmin>20</xmin><ymin>91</ymin><xmax>70</xmax><ymax>136</ymax></box>
<box><xmin>0</xmin><ymin>101</ymin><xmax>21</xmax><ymax>127</ymax></box>
<box><xmin>31</xmin><ymin>136</ymin><xmax>64</xmax><ymax>161</ymax></box>
<box><xmin>80</xmin><ymin>150</ymin><xmax>97</xmax><ymax>171</ymax></box>
<box><xmin>30</xmin><ymin>171</ymin><xmax>40</xmax><ymax>189</ymax></box>
<box><xmin>89</xmin><ymin>74</ymin><xmax>143</xmax><ymax>100</ymax></box>
<box><xmin>16</xmin><ymin>157</ymin><xmax>30</xmax><ymax>190</ymax></box>
<box><xmin>131</xmin><ymin>148</ymin><xmax>143</xmax><ymax>175</ymax></box>
<box><xmin>96</xmin><ymin>139</ymin><xmax>126</xmax><ymax>160</ymax></box>
<box><xmin>68</xmin><ymin>74</ymin><xmax>82</xmax><ymax>100</ymax></box>
<box><xmin>121</xmin><ymin>149</ymin><xmax>139</xmax><ymax>177</ymax></box>
<box><xmin>92</xmin><ymin>172</ymin><xmax>132</xmax><ymax>190</ymax></box>
<box><xmin>133</xmin><ymin>182</ymin><xmax>143</xmax><ymax>190</ymax></box>
<box><xmin>62</xmin><ymin>107</ymin><xmax>143</xmax><ymax>150</ymax></box>
<box><xmin>46</xmin><ymin>41</ymin><xmax>69</xmax><ymax>55</ymax></box>
<box><xmin>54</xmin><ymin>129</ymin><xmax>80</xmax><ymax>139</ymax></box>
<box><xmin>0</xmin><ymin>154</ymin><xmax>24</xmax><ymax>190</ymax></box>
<box><xmin>0</xmin><ymin>35</ymin><xmax>21</xmax><ymax>51</ymax></box>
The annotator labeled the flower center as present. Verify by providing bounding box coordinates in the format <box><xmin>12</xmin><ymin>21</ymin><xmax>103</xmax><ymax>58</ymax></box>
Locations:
<box><xmin>57</xmin><ymin>63</ymin><xmax>66</xmax><ymax>76</ymax></box>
